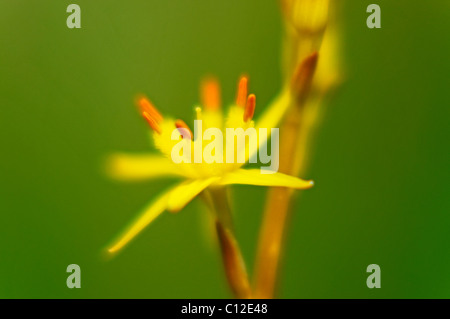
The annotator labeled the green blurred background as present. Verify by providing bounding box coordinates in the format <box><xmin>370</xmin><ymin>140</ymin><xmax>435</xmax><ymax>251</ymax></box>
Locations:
<box><xmin>0</xmin><ymin>0</ymin><xmax>449</xmax><ymax>298</ymax></box>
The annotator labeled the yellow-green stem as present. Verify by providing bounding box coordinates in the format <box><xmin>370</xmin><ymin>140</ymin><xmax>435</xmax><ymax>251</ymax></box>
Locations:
<box><xmin>253</xmin><ymin>47</ymin><xmax>322</xmax><ymax>298</ymax></box>
<box><xmin>253</xmin><ymin>105</ymin><xmax>303</xmax><ymax>299</ymax></box>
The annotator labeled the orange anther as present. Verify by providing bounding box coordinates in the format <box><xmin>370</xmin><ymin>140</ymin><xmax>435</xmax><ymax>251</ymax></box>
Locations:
<box><xmin>201</xmin><ymin>78</ymin><xmax>221</xmax><ymax>110</ymax></box>
<box><xmin>142</xmin><ymin>112</ymin><xmax>162</xmax><ymax>134</ymax></box>
<box><xmin>236</xmin><ymin>76</ymin><xmax>248</xmax><ymax>108</ymax></box>
<box><xmin>175</xmin><ymin>119</ymin><xmax>193</xmax><ymax>140</ymax></box>
<box><xmin>243</xmin><ymin>94</ymin><xmax>256</xmax><ymax>122</ymax></box>
<box><xmin>138</xmin><ymin>97</ymin><xmax>163</xmax><ymax>123</ymax></box>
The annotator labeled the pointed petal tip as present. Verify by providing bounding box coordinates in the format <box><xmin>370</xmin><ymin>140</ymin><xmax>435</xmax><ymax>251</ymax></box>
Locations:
<box><xmin>298</xmin><ymin>179</ymin><xmax>314</xmax><ymax>189</ymax></box>
<box><xmin>105</xmin><ymin>191</ymin><xmax>170</xmax><ymax>255</ymax></box>
<box><xmin>105</xmin><ymin>243</ymin><xmax>121</xmax><ymax>256</ymax></box>
<box><xmin>106</xmin><ymin>239</ymin><xmax>126</xmax><ymax>255</ymax></box>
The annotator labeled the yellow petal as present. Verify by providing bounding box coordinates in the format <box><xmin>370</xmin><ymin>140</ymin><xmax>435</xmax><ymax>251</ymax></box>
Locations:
<box><xmin>106</xmin><ymin>153</ymin><xmax>186</xmax><ymax>180</ymax></box>
<box><xmin>167</xmin><ymin>177</ymin><xmax>219</xmax><ymax>212</ymax></box>
<box><xmin>255</xmin><ymin>89</ymin><xmax>291</xmax><ymax>133</ymax></box>
<box><xmin>225</xmin><ymin>105</ymin><xmax>253</xmax><ymax>131</ymax></box>
<box><xmin>152</xmin><ymin>118</ymin><xmax>195</xmax><ymax>162</ymax></box>
<box><xmin>107</xmin><ymin>188</ymin><xmax>172</xmax><ymax>254</ymax></box>
<box><xmin>218</xmin><ymin>169</ymin><xmax>314</xmax><ymax>189</ymax></box>
<box><xmin>203</xmin><ymin>109</ymin><xmax>223</xmax><ymax>131</ymax></box>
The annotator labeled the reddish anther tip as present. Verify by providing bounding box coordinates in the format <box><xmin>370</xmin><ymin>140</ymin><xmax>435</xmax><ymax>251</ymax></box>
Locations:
<box><xmin>175</xmin><ymin>119</ymin><xmax>193</xmax><ymax>139</ymax></box>
<box><xmin>142</xmin><ymin>112</ymin><xmax>162</xmax><ymax>134</ymax></box>
<box><xmin>201</xmin><ymin>78</ymin><xmax>221</xmax><ymax>111</ymax></box>
<box><xmin>236</xmin><ymin>76</ymin><xmax>248</xmax><ymax>108</ymax></box>
<box><xmin>138</xmin><ymin>97</ymin><xmax>163</xmax><ymax>123</ymax></box>
<box><xmin>244</xmin><ymin>94</ymin><xmax>256</xmax><ymax>122</ymax></box>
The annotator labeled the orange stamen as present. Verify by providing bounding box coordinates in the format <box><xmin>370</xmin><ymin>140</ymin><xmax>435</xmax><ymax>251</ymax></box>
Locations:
<box><xmin>236</xmin><ymin>76</ymin><xmax>248</xmax><ymax>108</ymax></box>
<box><xmin>201</xmin><ymin>78</ymin><xmax>221</xmax><ymax>110</ymax></box>
<box><xmin>244</xmin><ymin>94</ymin><xmax>256</xmax><ymax>122</ymax></box>
<box><xmin>138</xmin><ymin>97</ymin><xmax>163</xmax><ymax>123</ymax></box>
<box><xmin>142</xmin><ymin>112</ymin><xmax>162</xmax><ymax>134</ymax></box>
<box><xmin>175</xmin><ymin>119</ymin><xmax>193</xmax><ymax>140</ymax></box>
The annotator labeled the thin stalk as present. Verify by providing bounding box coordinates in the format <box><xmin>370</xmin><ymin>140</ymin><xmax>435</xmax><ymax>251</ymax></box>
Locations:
<box><xmin>253</xmin><ymin>51</ymin><xmax>322</xmax><ymax>298</ymax></box>
<box><xmin>204</xmin><ymin>187</ymin><xmax>251</xmax><ymax>299</ymax></box>
<box><xmin>253</xmin><ymin>105</ymin><xmax>304</xmax><ymax>298</ymax></box>
<box><xmin>252</xmin><ymin>0</ymin><xmax>340</xmax><ymax>298</ymax></box>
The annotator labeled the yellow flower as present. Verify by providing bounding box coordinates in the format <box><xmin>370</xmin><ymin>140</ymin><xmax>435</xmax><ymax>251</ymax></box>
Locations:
<box><xmin>106</xmin><ymin>76</ymin><xmax>313</xmax><ymax>254</ymax></box>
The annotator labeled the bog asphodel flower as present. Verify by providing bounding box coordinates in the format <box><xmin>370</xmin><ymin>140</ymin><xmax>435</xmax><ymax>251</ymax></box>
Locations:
<box><xmin>106</xmin><ymin>76</ymin><xmax>314</xmax><ymax>254</ymax></box>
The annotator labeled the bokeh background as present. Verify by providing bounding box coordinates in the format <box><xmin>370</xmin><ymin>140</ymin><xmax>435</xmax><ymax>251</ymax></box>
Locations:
<box><xmin>0</xmin><ymin>0</ymin><xmax>449</xmax><ymax>298</ymax></box>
